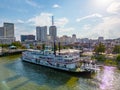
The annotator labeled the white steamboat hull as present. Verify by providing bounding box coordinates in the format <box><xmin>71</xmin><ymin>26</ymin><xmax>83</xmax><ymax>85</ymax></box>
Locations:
<box><xmin>21</xmin><ymin>57</ymin><xmax>88</xmax><ymax>73</ymax></box>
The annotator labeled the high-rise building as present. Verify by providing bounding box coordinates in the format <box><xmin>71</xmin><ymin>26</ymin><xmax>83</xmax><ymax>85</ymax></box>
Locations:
<box><xmin>49</xmin><ymin>26</ymin><xmax>57</xmax><ymax>41</ymax></box>
<box><xmin>4</xmin><ymin>22</ymin><xmax>14</xmax><ymax>38</ymax></box>
<box><xmin>21</xmin><ymin>35</ymin><xmax>35</xmax><ymax>42</ymax></box>
<box><xmin>98</xmin><ymin>37</ymin><xmax>104</xmax><ymax>43</ymax></box>
<box><xmin>0</xmin><ymin>22</ymin><xmax>15</xmax><ymax>44</ymax></box>
<box><xmin>49</xmin><ymin>16</ymin><xmax>57</xmax><ymax>42</ymax></box>
<box><xmin>71</xmin><ymin>34</ymin><xmax>76</xmax><ymax>43</ymax></box>
<box><xmin>36</xmin><ymin>26</ymin><xmax>47</xmax><ymax>42</ymax></box>
<box><xmin>59</xmin><ymin>35</ymin><xmax>72</xmax><ymax>45</ymax></box>
<box><xmin>0</xmin><ymin>27</ymin><xmax>4</xmax><ymax>37</ymax></box>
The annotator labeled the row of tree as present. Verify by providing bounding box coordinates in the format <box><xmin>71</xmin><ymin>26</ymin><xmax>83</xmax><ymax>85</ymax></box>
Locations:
<box><xmin>0</xmin><ymin>41</ymin><xmax>25</xmax><ymax>49</ymax></box>
<box><xmin>94</xmin><ymin>43</ymin><xmax>120</xmax><ymax>54</ymax></box>
<box><xmin>1</xmin><ymin>41</ymin><xmax>119</xmax><ymax>53</ymax></box>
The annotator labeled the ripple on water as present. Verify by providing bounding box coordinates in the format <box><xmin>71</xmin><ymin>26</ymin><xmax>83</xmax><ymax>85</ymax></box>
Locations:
<box><xmin>1</xmin><ymin>56</ymin><xmax>120</xmax><ymax>90</ymax></box>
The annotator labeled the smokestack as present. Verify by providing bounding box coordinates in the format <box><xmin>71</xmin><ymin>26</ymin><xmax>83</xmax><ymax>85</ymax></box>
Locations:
<box><xmin>52</xmin><ymin>16</ymin><xmax>54</xmax><ymax>26</ymax></box>
<box><xmin>54</xmin><ymin>41</ymin><xmax>56</xmax><ymax>56</ymax></box>
<box><xmin>58</xmin><ymin>42</ymin><xmax>61</xmax><ymax>55</ymax></box>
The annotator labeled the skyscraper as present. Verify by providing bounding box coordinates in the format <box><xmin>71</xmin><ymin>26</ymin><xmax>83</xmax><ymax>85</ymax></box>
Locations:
<box><xmin>49</xmin><ymin>16</ymin><xmax>57</xmax><ymax>42</ymax></box>
<box><xmin>71</xmin><ymin>34</ymin><xmax>76</xmax><ymax>43</ymax></box>
<box><xmin>0</xmin><ymin>22</ymin><xmax>15</xmax><ymax>44</ymax></box>
<box><xmin>98</xmin><ymin>37</ymin><xmax>104</xmax><ymax>43</ymax></box>
<box><xmin>4</xmin><ymin>22</ymin><xmax>14</xmax><ymax>38</ymax></box>
<box><xmin>49</xmin><ymin>26</ymin><xmax>57</xmax><ymax>42</ymax></box>
<box><xmin>0</xmin><ymin>27</ymin><xmax>4</xmax><ymax>37</ymax></box>
<box><xmin>36</xmin><ymin>26</ymin><xmax>47</xmax><ymax>42</ymax></box>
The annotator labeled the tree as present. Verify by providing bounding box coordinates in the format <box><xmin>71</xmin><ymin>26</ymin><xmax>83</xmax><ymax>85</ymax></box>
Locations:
<box><xmin>116</xmin><ymin>54</ymin><xmax>120</xmax><ymax>63</ymax></box>
<box><xmin>36</xmin><ymin>45</ymin><xmax>42</xmax><ymax>50</ymax></box>
<box><xmin>113</xmin><ymin>45</ymin><xmax>120</xmax><ymax>54</ymax></box>
<box><xmin>11</xmin><ymin>41</ymin><xmax>22</xmax><ymax>48</ymax></box>
<box><xmin>29</xmin><ymin>44</ymin><xmax>34</xmax><ymax>49</ymax></box>
<box><xmin>116</xmin><ymin>54</ymin><xmax>120</xmax><ymax>69</ymax></box>
<box><xmin>0</xmin><ymin>44</ymin><xmax>10</xmax><ymax>48</ymax></box>
<box><xmin>42</xmin><ymin>44</ymin><xmax>45</xmax><ymax>50</ymax></box>
<box><xmin>94</xmin><ymin>43</ymin><xmax>106</xmax><ymax>54</ymax></box>
<box><xmin>21</xmin><ymin>45</ymin><xmax>26</xmax><ymax>49</ymax></box>
<box><xmin>95</xmin><ymin>54</ymin><xmax>106</xmax><ymax>61</ymax></box>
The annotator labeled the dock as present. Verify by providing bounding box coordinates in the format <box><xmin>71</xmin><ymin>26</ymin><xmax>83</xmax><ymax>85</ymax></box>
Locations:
<box><xmin>0</xmin><ymin>49</ymin><xmax>25</xmax><ymax>57</ymax></box>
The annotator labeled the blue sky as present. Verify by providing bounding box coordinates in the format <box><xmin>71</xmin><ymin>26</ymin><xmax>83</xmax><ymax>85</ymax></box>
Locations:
<box><xmin>0</xmin><ymin>0</ymin><xmax>120</xmax><ymax>40</ymax></box>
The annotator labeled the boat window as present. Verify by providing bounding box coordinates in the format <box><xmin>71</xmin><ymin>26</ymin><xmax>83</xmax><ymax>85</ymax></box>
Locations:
<box><xmin>58</xmin><ymin>59</ymin><xmax>62</xmax><ymax>60</ymax></box>
<box><xmin>65</xmin><ymin>56</ymin><xmax>68</xmax><ymax>58</ymax></box>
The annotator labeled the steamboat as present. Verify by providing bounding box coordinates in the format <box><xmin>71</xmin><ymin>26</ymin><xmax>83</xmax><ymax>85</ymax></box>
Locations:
<box><xmin>21</xmin><ymin>44</ymin><xmax>98</xmax><ymax>73</ymax></box>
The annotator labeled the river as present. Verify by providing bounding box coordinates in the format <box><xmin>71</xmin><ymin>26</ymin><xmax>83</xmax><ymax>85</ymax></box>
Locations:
<box><xmin>0</xmin><ymin>55</ymin><xmax>120</xmax><ymax>90</ymax></box>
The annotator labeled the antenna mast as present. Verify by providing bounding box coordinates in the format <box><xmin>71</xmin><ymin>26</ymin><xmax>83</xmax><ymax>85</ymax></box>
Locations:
<box><xmin>52</xmin><ymin>16</ymin><xmax>54</xmax><ymax>26</ymax></box>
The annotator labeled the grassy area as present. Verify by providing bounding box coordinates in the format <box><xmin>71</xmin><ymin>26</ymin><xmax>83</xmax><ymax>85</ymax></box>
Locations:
<box><xmin>92</xmin><ymin>54</ymin><xmax>118</xmax><ymax>67</ymax></box>
<box><xmin>104</xmin><ymin>59</ymin><xmax>117</xmax><ymax>66</ymax></box>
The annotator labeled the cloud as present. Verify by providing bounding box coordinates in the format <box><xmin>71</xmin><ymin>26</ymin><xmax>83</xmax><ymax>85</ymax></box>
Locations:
<box><xmin>16</xmin><ymin>19</ymin><xmax>25</xmax><ymax>24</ymax></box>
<box><xmin>93</xmin><ymin>16</ymin><xmax>120</xmax><ymax>38</ymax></box>
<box><xmin>28</xmin><ymin>13</ymin><xmax>69</xmax><ymax>27</ymax></box>
<box><xmin>58</xmin><ymin>27</ymin><xmax>75</xmax><ymax>37</ymax></box>
<box><xmin>0</xmin><ymin>18</ymin><xmax>13</xmax><ymax>24</ymax></box>
<box><xmin>25</xmin><ymin>12</ymin><xmax>70</xmax><ymax>39</ymax></box>
<box><xmin>107</xmin><ymin>2</ymin><xmax>120</xmax><ymax>14</ymax></box>
<box><xmin>76</xmin><ymin>13</ymin><xmax>102</xmax><ymax>22</ymax></box>
<box><xmin>83</xmin><ymin>16</ymin><xmax>120</xmax><ymax>39</ymax></box>
<box><xmin>53</xmin><ymin>4</ymin><xmax>60</xmax><ymax>8</ymax></box>
<box><xmin>25</xmin><ymin>0</ymin><xmax>41</xmax><ymax>8</ymax></box>
<box><xmin>28</xmin><ymin>13</ymin><xmax>52</xmax><ymax>26</ymax></box>
<box><xmin>59</xmin><ymin>27</ymin><xmax>74</xmax><ymax>32</ymax></box>
<box><xmin>15</xmin><ymin>25</ymin><xmax>35</xmax><ymax>40</ymax></box>
<box><xmin>55</xmin><ymin>17</ymin><xmax>69</xmax><ymax>27</ymax></box>
<box><xmin>82</xmin><ymin>24</ymin><xmax>91</xmax><ymax>30</ymax></box>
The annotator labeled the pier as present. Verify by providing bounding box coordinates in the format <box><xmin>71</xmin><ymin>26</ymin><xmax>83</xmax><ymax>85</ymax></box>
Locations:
<box><xmin>0</xmin><ymin>49</ymin><xmax>25</xmax><ymax>57</ymax></box>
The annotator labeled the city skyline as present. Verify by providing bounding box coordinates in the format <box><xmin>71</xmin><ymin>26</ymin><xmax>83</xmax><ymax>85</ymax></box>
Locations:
<box><xmin>0</xmin><ymin>0</ymin><xmax>120</xmax><ymax>40</ymax></box>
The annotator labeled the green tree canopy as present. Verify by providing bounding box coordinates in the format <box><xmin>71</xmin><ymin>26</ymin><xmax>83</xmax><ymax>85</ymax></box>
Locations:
<box><xmin>113</xmin><ymin>45</ymin><xmax>120</xmax><ymax>54</ymax></box>
<box><xmin>116</xmin><ymin>54</ymin><xmax>120</xmax><ymax>62</ymax></box>
<box><xmin>11</xmin><ymin>41</ymin><xmax>22</xmax><ymax>47</ymax></box>
<box><xmin>94</xmin><ymin>43</ymin><xmax>106</xmax><ymax>54</ymax></box>
<box><xmin>0</xmin><ymin>44</ymin><xmax>10</xmax><ymax>48</ymax></box>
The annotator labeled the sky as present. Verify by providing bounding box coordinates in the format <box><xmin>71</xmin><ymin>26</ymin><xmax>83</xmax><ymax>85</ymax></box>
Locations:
<box><xmin>0</xmin><ymin>0</ymin><xmax>120</xmax><ymax>40</ymax></box>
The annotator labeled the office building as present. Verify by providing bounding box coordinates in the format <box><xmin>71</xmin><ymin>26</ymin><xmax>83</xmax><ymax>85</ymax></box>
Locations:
<box><xmin>0</xmin><ymin>27</ymin><xmax>4</xmax><ymax>37</ymax></box>
<box><xmin>49</xmin><ymin>26</ymin><xmax>57</xmax><ymax>42</ymax></box>
<box><xmin>21</xmin><ymin>35</ymin><xmax>35</xmax><ymax>42</ymax></box>
<box><xmin>71</xmin><ymin>34</ymin><xmax>76</xmax><ymax>43</ymax></box>
<box><xmin>98</xmin><ymin>37</ymin><xmax>104</xmax><ymax>43</ymax></box>
<box><xmin>4</xmin><ymin>22</ymin><xmax>14</xmax><ymax>38</ymax></box>
<box><xmin>49</xmin><ymin>16</ymin><xmax>57</xmax><ymax>42</ymax></box>
<box><xmin>0</xmin><ymin>22</ymin><xmax>15</xmax><ymax>44</ymax></box>
<box><xmin>36</xmin><ymin>26</ymin><xmax>47</xmax><ymax>42</ymax></box>
<box><xmin>59</xmin><ymin>35</ymin><xmax>72</xmax><ymax>45</ymax></box>
<box><xmin>0</xmin><ymin>37</ymin><xmax>15</xmax><ymax>44</ymax></box>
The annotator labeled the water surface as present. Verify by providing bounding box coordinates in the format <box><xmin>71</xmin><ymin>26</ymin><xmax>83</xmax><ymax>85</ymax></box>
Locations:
<box><xmin>0</xmin><ymin>55</ymin><xmax>120</xmax><ymax>90</ymax></box>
